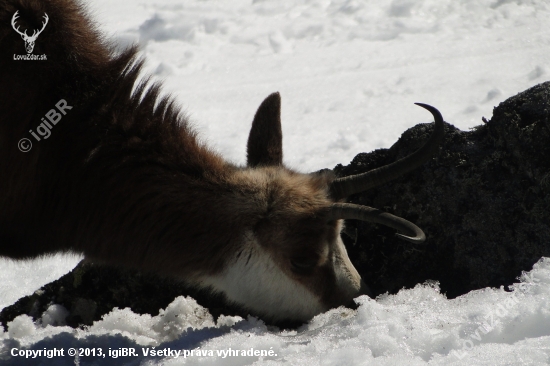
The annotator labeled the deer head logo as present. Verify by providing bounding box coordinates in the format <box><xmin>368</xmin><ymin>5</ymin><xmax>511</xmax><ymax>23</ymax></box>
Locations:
<box><xmin>11</xmin><ymin>11</ymin><xmax>49</xmax><ymax>54</ymax></box>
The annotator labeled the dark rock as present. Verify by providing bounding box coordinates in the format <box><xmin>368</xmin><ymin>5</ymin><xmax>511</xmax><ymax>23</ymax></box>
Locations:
<box><xmin>2</xmin><ymin>82</ymin><xmax>550</xmax><ymax>328</ymax></box>
<box><xmin>0</xmin><ymin>260</ymin><xmax>249</xmax><ymax>330</ymax></box>
<box><xmin>338</xmin><ymin>81</ymin><xmax>550</xmax><ymax>298</ymax></box>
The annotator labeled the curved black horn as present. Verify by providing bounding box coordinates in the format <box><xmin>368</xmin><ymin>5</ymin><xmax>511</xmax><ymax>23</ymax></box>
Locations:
<box><xmin>326</xmin><ymin>203</ymin><xmax>426</xmax><ymax>243</ymax></box>
<box><xmin>329</xmin><ymin>103</ymin><xmax>444</xmax><ymax>200</ymax></box>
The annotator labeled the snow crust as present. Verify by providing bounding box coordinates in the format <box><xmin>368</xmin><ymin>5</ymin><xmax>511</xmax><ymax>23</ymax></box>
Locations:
<box><xmin>87</xmin><ymin>0</ymin><xmax>550</xmax><ymax>172</ymax></box>
<box><xmin>1</xmin><ymin>260</ymin><xmax>549</xmax><ymax>365</ymax></box>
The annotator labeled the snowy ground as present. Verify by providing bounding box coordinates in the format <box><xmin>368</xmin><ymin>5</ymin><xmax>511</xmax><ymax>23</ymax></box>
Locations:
<box><xmin>2</xmin><ymin>0</ymin><xmax>550</xmax><ymax>364</ymax></box>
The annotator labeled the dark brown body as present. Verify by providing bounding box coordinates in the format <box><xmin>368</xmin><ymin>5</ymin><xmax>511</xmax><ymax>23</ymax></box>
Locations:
<box><xmin>0</xmin><ymin>0</ymin><xmax>443</xmax><ymax>323</ymax></box>
<box><xmin>0</xmin><ymin>0</ymin><xmax>240</xmax><ymax>275</ymax></box>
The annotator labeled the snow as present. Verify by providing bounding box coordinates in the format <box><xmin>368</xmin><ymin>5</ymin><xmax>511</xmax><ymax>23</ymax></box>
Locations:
<box><xmin>2</xmin><ymin>260</ymin><xmax>550</xmax><ymax>365</ymax></box>
<box><xmin>0</xmin><ymin>254</ymin><xmax>81</xmax><ymax>310</ymax></box>
<box><xmin>1</xmin><ymin>0</ymin><xmax>550</xmax><ymax>364</ymax></box>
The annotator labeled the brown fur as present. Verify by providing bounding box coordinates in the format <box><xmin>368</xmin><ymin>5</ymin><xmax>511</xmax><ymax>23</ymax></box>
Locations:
<box><xmin>0</xmin><ymin>0</ymin><xmax>234</xmax><ymax>273</ymax></box>
<box><xmin>246</xmin><ymin>92</ymin><xmax>283</xmax><ymax>167</ymax></box>
<box><xmin>0</xmin><ymin>0</ymin><xmax>366</xmax><ymax>322</ymax></box>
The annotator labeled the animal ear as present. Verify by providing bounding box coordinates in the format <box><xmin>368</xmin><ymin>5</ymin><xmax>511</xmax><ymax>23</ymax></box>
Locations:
<box><xmin>246</xmin><ymin>92</ymin><xmax>283</xmax><ymax>167</ymax></box>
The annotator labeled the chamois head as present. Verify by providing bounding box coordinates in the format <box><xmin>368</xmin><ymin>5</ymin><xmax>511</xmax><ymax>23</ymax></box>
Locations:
<box><xmin>200</xmin><ymin>92</ymin><xmax>444</xmax><ymax>323</ymax></box>
<box><xmin>0</xmin><ymin>0</ymin><xmax>444</xmax><ymax>325</ymax></box>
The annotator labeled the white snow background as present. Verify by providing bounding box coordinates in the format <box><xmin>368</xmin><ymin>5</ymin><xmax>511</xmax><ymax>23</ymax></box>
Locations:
<box><xmin>1</xmin><ymin>0</ymin><xmax>550</xmax><ymax>364</ymax></box>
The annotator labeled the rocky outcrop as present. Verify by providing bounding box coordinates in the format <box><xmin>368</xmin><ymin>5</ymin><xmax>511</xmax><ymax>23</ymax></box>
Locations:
<box><xmin>339</xmin><ymin>81</ymin><xmax>550</xmax><ymax>298</ymax></box>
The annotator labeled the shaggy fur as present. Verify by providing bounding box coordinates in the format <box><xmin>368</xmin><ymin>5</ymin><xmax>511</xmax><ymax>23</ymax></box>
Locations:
<box><xmin>0</xmin><ymin>0</ymin><xmax>236</xmax><ymax>271</ymax></box>
<box><xmin>0</xmin><ymin>0</ymin><xmax>367</xmax><ymax>322</ymax></box>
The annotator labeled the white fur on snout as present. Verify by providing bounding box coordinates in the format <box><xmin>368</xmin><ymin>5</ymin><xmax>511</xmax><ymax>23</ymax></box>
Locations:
<box><xmin>332</xmin><ymin>236</ymin><xmax>363</xmax><ymax>300</ymax></box>
<box><xmin>200</xmin><ymin>231</ymin><xmax>326</xmax><ymax>322</ymax></box>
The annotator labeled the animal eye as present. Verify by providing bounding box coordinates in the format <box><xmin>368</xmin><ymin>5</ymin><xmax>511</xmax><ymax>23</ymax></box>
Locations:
<box><xmin>290</xmin><ymin>258</ymin><xmax>317</xmax><ymax>274</ymax></box>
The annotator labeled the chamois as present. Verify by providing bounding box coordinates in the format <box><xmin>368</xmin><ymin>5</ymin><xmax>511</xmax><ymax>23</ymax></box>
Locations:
<box><xmin>0</xmin><ymin>0</ymin><xmax>444</xmax><ymax>323</ymax></box>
